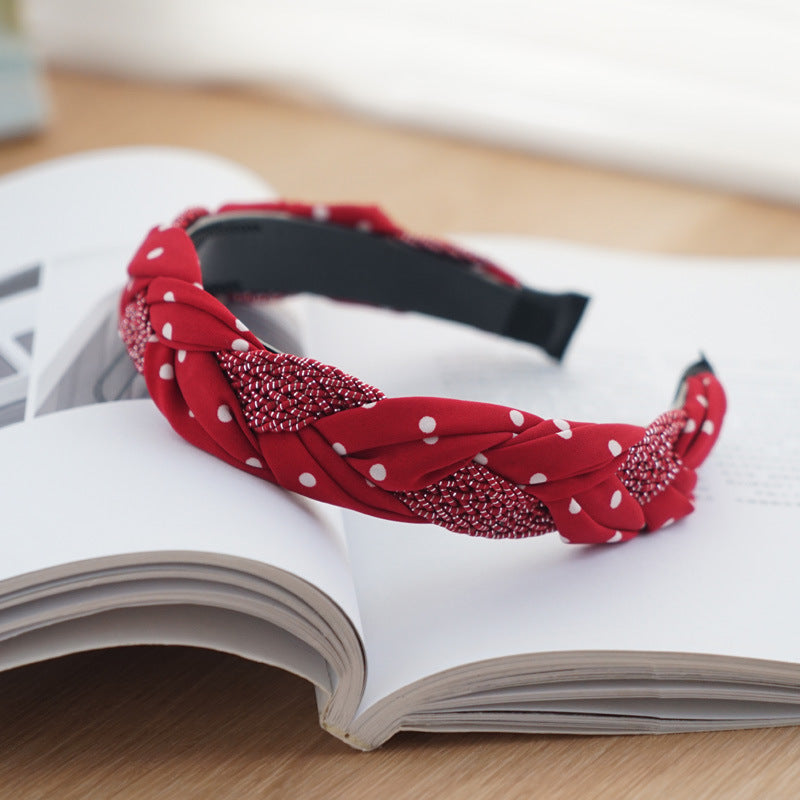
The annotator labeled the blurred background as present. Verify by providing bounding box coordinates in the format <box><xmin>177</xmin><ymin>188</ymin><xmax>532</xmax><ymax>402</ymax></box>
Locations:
<box><xmin>7</xmin><ymin>0</ymin><xmax>800</xmax><ymax>204</ymax></box>
<box><xmin>3</xmin><ymin>0</ymin><xmax>800</xmax><ymax>258</ymax></box>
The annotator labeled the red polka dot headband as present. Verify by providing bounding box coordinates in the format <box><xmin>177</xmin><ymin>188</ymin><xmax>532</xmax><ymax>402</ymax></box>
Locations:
<box><xmin>119</xmin><ymin>202</ymin><xmax>726</xmax><ymax>545</ymax></box>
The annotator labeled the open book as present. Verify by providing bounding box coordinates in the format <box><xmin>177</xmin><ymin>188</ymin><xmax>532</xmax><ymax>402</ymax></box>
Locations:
<box><xmin>2</xmin><ymin>147</ymin><xmax>800</xmax><ymax>750</ymax></box>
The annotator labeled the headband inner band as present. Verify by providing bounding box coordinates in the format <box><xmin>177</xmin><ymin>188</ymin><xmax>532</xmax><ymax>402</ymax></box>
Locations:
<box><xmin>189</xmin><ymin>213</ymin><xmax>589</xmax><ymax>361</ymax></box>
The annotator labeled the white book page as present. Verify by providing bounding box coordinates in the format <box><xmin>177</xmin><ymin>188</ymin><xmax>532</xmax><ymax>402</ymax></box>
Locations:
<box><xmin>301</xmin><ymin>238</ymin><xmax>800</xmax><ymax>713</ymax></box>
<box><xmin>0</xmin><ymin>400</ymin><xmax>362</xmax><ymax>632</ymax></box>
<box><xmin>0</xmin><ymin>146</ymin><xmax>273</xmax><ymax>269</ymax></box>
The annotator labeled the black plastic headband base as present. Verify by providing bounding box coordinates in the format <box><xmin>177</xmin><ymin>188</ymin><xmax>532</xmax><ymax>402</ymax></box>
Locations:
<box><xmin>189</xmin><ymin>213</ymin><xmax>589</xmax><ymax>361</ymax></box>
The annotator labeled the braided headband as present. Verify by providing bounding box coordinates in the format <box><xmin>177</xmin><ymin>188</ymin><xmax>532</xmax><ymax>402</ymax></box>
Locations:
<box><xmin>119</xmin><ymin>202</ymin><xmax>726</xmax><ymax>545</ymax></box>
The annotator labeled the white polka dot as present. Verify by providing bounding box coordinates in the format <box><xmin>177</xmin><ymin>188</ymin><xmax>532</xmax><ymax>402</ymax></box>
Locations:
<box><xmin>529</xmin><ymin>472</ymin><xmax>547</xmax><ymax>485</ymax></box>
<box><xmin>177</xmin><ymin>349</ymin><xmax>187</xmax><ymax>363</ymax></box>
<box><xmin>188</xmin><ymin>410</ymin><xmax>195</xmax><ymax>418</ymax></box>
<box><xmin>193</xmin><ymin>282</ymin><xmax>204</xmax><ymax>289</ymax></box>
<box><xmin>356</xmin><ymin>220</ymin><xmax>372</xmax><ymax>232</ymax></box>
<box><xmin>701</xmin><ymin>420</ymin><xmax>715</xmax><ymax>435</ymax></box>
<box><xmin>509</xmin><ymin>409</ymin><xmax>524</xmax><ymax>426</ymax></box>
<box><xmin>683</xmin><ymin>419</ymin><xmax>697</xmax><ymax>434</ymax></box>
<box><xmin>608</xmin><ymin>439</ymin><xmax>622</xmax><ymax>457</ymax></box>
<box><xmin>366</xmin><ymin>479</ymin><xmax>375</xmax><ymax>488</ymax></box>
<box><xmin>369</xmin><ymin>463</ymin><xmax>387</xmax><ymax>481</ymax></box>
<box><xmin>146</xmin><ymin>247</ymin><xmax>164</xmax><ymax>260</ymax></box>
<box><xmin>163</xmin><ymin>291</ymin><xmax>175</xmax><ymax>302</ymax></box>
<box><xmin>148</xmin><ymin>334</ymin><xmax>158</xmax><ymax>343</ymax></box>
<box><xmin>568</xmin><ymin>498</ymin><xmax>581</xmax><ymax>515</ymax></box>
<box><xmin>299</xmin><ymin>472</ymin><xmax>317</xmax><ymax>487</ymax></box>
<box><xmin>473</xmin><ymin>453</ymin><xmax>488</xmax><ymax>465</ymax></box>
<box><xmin>162</xmin><ymin>322</ymin><xmax>173</xmax><ymax>340</ymax></box>
<box><xmin>702</xmin><ymin>377</ymin><xmax>711</xmax><ymax>386</ymax></box>
<box><xmin>362</xmin><ymin>401</ymin><xmax>377</xmax><ymax>409</ymax></box>
<box><xmin>332</xmin><ymin>442</ymin><xmax>347</xmax><ymax>455</ymax></box>
<box><xmin>159</xmin><ymin>363</ymin><xmax>174</xmax><ymax>380</ymax></box>
<box><xmin>419</xmin><ymin>416</ymin><xmax>437</xmax><ymax>434</ymax></box>
<box><xmin>663</xmin><ymin>517</ymin><xmax>676</xmax><ymax>528</ymax></box>
<box><xmin>235</xmin><ymin>319</ymin><xmax>249</xmax><ymax>332</ymax></box>
<box><xmin>217</xmin><ymin>404</ymin><xmax>232</xmax><ymax>423</ymax></box>
<box><xmin>608</xmin><ymin>531</ymin><xmax>623</xmax><ymax>543</ymax></box>
<box><xmin>312</xmin><ymin>204</ymin><xmax>329</xmax><ymax>221</ymax></box>
<box><xmin>232</xmin><ymin>338</ymin><xmax>249</xmax><ymax>352</ymax></box>
<box><xmin>696</xmin><ymin>394</ymin><xmax>709</xmax><ymax>408</ymax></box>
<box><xmin>610</xmin><ymin>490</ymin><xmax>622</xmax><ymax>509</ymax></box>
<box><xmin>246</xmin><ymin>457</ymin><xmax>263</xmax><ymax>468</ymax></box>
<box><xmin>423</xmin><ymin>436</ymin><xmax>439</xmax><ymax>445</ymax></box>
<box><xmin>126</xmin><ymin>279</ymin><xmax>134</xmax><ymax>292</ymax></box>
<box><xmin>554</xmin><ymin>418</ymin><xmax>572</xmax><ymax>439</ymax></box>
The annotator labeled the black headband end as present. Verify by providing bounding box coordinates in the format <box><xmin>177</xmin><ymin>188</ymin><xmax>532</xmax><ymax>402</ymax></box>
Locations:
<box><xmin>503</xmin><ymin>289</ymin><xmax>590</xmax><ymax>362</ymax></box>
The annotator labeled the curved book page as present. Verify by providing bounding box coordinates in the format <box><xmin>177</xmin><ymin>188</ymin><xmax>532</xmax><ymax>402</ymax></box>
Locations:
<box><xmin>0</xmin><ymin>401</ymin><xmax>366</xmax><ymax>733</ymax></box>
<box><xmin>300</xmin><ymin>236</ymin><xmax>800</xmax><ymax>748</ymax></box>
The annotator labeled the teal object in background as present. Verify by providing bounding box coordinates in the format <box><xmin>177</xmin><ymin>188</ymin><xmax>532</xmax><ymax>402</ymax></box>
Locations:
<box><xmin>0</xmin><ymin>1</ymin><xmax>46</xmax><ymax>139</ymax></box>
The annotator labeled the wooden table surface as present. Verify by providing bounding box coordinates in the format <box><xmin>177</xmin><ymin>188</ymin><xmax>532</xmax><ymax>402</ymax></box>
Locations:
<box><xmin>3</xmin><ymin>71</ymin><xmax>800</xmax><ymax>799</ymax></box>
